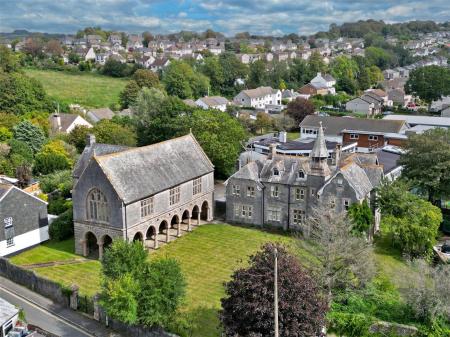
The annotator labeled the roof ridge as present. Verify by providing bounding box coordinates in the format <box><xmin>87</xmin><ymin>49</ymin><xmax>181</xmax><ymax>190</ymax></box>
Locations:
<box><xmin>95</xmin><ymin>134</ymin><xmax>193</xmax><ymax>160</ymax></box>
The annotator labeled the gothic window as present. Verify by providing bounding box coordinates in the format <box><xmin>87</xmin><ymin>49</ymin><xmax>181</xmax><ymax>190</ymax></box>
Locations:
<box><xmin>193</xmin><ymin>177</ymin><xmax>202</xmax><ymax>195</ymax></box>
<box><xmin>87</xmin><ymin>188</ymin><xmax>109</xmax><ymax>223</ymax></box>
<box><xmin>140</xmin><ymin>197</ymin><xmax>154</xmax><ymax>218</ymax></box>
<box><xmin>170</xmin><ymin>186</ymin><xmax>181</xmax><ymax>205</ymax></box>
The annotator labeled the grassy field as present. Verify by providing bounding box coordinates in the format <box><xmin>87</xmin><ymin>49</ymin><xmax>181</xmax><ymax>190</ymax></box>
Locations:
<box><xmin>10</xmin><ymin>223</ymin><xmax>417</xmax><ymax>337</ymax></box>
<box><xmin>24</xmin><ymin>69</ymin><xmax>128</xmax><ymax>108</ymax></box>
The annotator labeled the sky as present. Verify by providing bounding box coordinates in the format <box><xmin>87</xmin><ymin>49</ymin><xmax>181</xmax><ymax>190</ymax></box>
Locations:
<box><xmin>0</xmin><ymin>0</ymin><xmax>449</xmax><ymax>36</ymax></box>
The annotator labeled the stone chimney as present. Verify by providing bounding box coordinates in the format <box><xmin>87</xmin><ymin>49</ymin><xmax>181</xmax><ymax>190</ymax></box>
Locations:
<box><xmin>334</xmin><ymin>143</ymin><xmax>342</xmax><ymax>166</ymax></box>
<box><xmin>51</xmin><ymin>113</ymin><xmax>61</xmax><ymax>133</ymax></box>
<box><xmin>278</xmin><ymin>131</ymin><xmax>287</xmax><ymax>143</ymax></box>
<box><xmin>86</xmin><ymin>134</ymin><xmax>96</xmax><ymax>147</ymax></box>
<box><xmin>268</xmin><ymin>144</ymin><xmax>277</xmax><ymax>160</ymax></box>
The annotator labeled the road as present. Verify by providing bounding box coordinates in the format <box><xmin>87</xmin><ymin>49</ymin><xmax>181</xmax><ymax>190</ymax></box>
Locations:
<box><xmin>0</xmin><ymin>286</ymin><xmax>93</xmax><ymax>337</ymax></box>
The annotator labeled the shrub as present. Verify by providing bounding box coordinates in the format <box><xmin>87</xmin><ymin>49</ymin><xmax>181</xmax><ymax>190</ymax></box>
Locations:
<box><xmin>48</xmin><ymin>197</ymin><xmax>72</xmax><ymax>215</ymax></box>
<box><xmin>49</xmin><ymin>208</ymin><xmax>73</xmax><ymax>241</ymax></box>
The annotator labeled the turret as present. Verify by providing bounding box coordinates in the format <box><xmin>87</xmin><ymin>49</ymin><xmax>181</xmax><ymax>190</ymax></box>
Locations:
<box><xmin>310</xmin><ymin>121</ymin><xmax>331</xmax><ymax>177</ymax></box>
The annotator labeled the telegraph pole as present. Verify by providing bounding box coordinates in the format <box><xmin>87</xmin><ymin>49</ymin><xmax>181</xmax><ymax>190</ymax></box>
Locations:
<box><xmin>274</xmin><ymin>247</ymin><xmax>279</xmax><ymax>337</ymax></box>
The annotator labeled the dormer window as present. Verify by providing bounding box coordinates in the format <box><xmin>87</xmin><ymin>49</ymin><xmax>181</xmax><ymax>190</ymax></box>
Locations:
<box><xmin>298</xmin><ymin>170</ymin><xmax>305</xmax><ymax>179</ymax></box>
<box><xmin>273</xmin><ymin>168</ymin><xmax>280</xmax><ymax>177</ymax></box>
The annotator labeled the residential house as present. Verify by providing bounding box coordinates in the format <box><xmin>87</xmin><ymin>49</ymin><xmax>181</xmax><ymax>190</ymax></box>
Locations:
<box><xmin>297</xmin><ymin>83</ymin><xmax>328</xmax><ymax>99</ymax></box>
<box><xmin>87</xmin><ymin>107</ymin><xmax>115</xmax><ymax>123</ymax></box>
<box><xmin>137</xmin><ymin>55</ymin><xmax>156</xmax><ymax>68</ymax></box>
<box><xmin>95</xmin><ymin>53</ymin><xmax>109</xmax><ymax>65</ymax></box>
<box><xmin>127</xmin><ymin>35</ymin><xmax>143</xmax><ymax>50</ymax></box>
<box><xmin>72</xmin><ymin>134</ymin><xmax>214</xmax><ymax>258</ymax></box>
<box><xmin>86</xmin><ymin>35</ymin><xmax>102</xmax><ymax>48</ymax></box>
<box><xmin>382</xmin><ymin>69</ymin><xmax>400</xmax><ymax>80</ymax></box>
<box><xmin>195</xmin><ymin>96</ymin><xmax>229</xmax><ymax>112</ymax></box>
<box><xmin>0</xmin><ymin>184</ymin><xmax>49</xmax><ymax>256</ymax></box>
<box><xmin>108</xmin><ymin>34</ymin><xmax>122</xmax><ymax>46</ymax></box>
<box><xmin>233</xmin><ymin>87</ymin><xmax>282</xmax><ymax>109</ymax></box>
<box><xmin>150</xmin><ymin>58</ymin><xmax>171</xmax><ymax>72</ymax></box>
<box><xmin>387</xmin><ymin>88</ymin><xmax>413</xmax><ymax>107</ymax></box>
<box><xmin>84</xmin><ymin>47</ymin><xmax>96</xmax><ymax>61</ymax></box>
<box><xmin>310</xmin><ymin>72</ymin><xmax>336</xmax><ymax>94</ymax></box>
<box><xmin>282</xmin><ymin>89</ymin><xmax>301</xmax><ymax>102</ymax></box>
<box><xmin>225</xmin><ymin>123</ymin><xmax>397</xmax><ymax>232</ymax></box>
<box><xmin>49</xmin><ymin>113</ymin><xmax>92</xmax><ymax>135</ymax></box>
<box><xmin>346</xmin><ymin>96</ymin><xmax>381</xmax><ymax>116</ymax></box>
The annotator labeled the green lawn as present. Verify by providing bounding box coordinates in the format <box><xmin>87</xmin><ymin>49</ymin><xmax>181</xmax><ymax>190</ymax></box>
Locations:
<box><xmin>24</xmin><ymin>68</ymin><xmax>128</xmax><ymax>108</ymax></box>
<box><xmin>287</xmin><ymin>131</ymin><xmax>299</xmax><ymax>140</ymax></box>
<box><xmin>9</xmin><ymin>223</ymin><xmax>418</xmax><ymax>337</ymax></box>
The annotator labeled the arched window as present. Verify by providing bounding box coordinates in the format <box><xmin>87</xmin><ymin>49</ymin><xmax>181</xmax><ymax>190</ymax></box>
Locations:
<box><xmin>86</xmin><ymin>188</ymin><xmax>109</xmax><ymax>223</ymax></box>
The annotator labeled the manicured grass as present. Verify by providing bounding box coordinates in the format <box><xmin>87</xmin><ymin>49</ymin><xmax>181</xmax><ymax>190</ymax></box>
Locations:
<box><xmin>287</xmin><ymin>131</ymin><xmax>299</xmax><ymax>140</ymax></box>
<box><xmin>24</xmin><ymin>68</ymin><xmax>128</xmax><ymax>108</ymax></box>
<box><xmin>9</xmin><ymin>224</ymin><xmax>418</xmax><ymax>337</ymax></box>
<box><xmin>36</xmin><ymin>261</ymin><xmax>102</xmax><ymax>297</ymax></box>
<box><xmin>10</xmin><ymin>238</ymin><xmax>77</xmax><ymax>265</ymax></box>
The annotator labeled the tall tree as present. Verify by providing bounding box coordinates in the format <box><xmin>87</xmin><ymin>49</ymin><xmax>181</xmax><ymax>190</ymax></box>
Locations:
<box><xmin>13</xmin><ymin>121</ymin><xmax>46</xmax><ymax>153</ymax></box>
<box><xmin>299</xmin><ymin>206</ymin><xmax>374</xmax><ymax>304</ymax></box>
<box><xmin>286</xmin><ymin>97</ymin><xmax>315</xmax><ymax>126</ymax></box>
<box><xmin>406</xmin><ymin>66</ymin><xmax>450</xmax><ymax>103</ymax></box>
<box><xmin>221</xmin><ymin>243</ymin><xmax>327</xmax><ymax>337</ymax></box>
<box><xmin>399</xmin><ymin>128</ymin><xmax>450</xmax><ymax>203</ymax></box>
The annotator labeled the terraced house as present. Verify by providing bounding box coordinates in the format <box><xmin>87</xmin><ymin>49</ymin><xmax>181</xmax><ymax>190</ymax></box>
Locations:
<box><xmin>226</xmin><ymin>123</ymin><xmax>399</xmax><ymax>232</ymax></box>
<box><xmin>72</xmin><ymin>134</ymin><xmax>214</xmax><ymax>259</ymax></box>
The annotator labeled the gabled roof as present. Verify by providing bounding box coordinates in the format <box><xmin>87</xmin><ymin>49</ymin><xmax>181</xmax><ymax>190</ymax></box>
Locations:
<box><xmin>197</xmin><ymin>96</ymin><xmax>229</xmax><ymax>107</ymax></box>
<box><xmin>0</xmin><ymin>297</ymin><xmax>19</xmax><ymax>324</ymax></box>
<box><xmin>88</xmin><ymin>108</ymin><xmax>114</xmax><ymax>121</ymax></box>
<box><xmin>93</xmin><ymin>134</ymin><xmax>214</xmax><ymax>204</ymax></box>
<box><xmin>73</xmin><ymin>143</ymin><xmax>130</xmax><ymax>179</ymax></box>
<box><xmin>240</xmin><ymin>86</ymin><xmax>278</xmax><ymax>99</ymax></box>
<box><xmin>49</xmin><ymin>113</ymin><xmax>91</xmax><ymax>132</ymax></box>
<box><xmin>300</xmin><ymin>115</ymin><xmax>406</xmax><ymax>136</ymax></box>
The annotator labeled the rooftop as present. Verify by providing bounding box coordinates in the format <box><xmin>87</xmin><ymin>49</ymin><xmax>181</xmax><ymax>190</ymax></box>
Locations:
<box><xmin>383</xmin><ymin>114</ymin><xmax>450</xmax><ymax>127</ymax></box>
<box><xmin>0</xmin><ymin>297</ymin><xmax>19</xmax><ymax>324</ymax></box>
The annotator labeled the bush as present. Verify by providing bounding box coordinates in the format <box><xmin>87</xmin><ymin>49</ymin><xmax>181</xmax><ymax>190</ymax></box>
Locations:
<box><xmin>48</xmin><ymin>197</ymin><xmax>72</xmax><ymax>215</ymax></box>
<box><xmin>39</xmin><ymin>170</ymin><xmax>73</xmax><ymax>197</ymax></box>
<box><xmin>49</xmin><ymin>208</ymin><xmax>73</xmax><ymax>241</ymax></box>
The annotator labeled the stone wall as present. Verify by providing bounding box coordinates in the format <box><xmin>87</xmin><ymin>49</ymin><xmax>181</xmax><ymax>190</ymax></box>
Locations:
<box><xmin>0</xmin><ymin>257</ymin><xmax>69</xmax><ymax>306</ymax></box>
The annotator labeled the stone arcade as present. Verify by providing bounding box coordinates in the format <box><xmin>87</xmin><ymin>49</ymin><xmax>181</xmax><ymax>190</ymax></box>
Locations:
<box><xmin>72</xmin><ymin>134</ymin><xmax>214</xmax><ymax>259</ymax></box>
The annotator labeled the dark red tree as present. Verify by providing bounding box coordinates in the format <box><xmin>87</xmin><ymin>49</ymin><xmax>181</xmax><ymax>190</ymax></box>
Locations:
<box><xmin>286</xmin><ymin>97</ymin><xmax>315</xmax><ymax>126</ymax></box>
<box><xmin>221</xmin><ymin>243</ymin><xmax>327</xmax><ymax>337</ymax></box>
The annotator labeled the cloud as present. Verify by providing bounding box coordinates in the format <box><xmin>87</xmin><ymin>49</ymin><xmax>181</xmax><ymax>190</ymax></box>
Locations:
<box><xmin>0</xmin><ymin>0</ymin><xmax>448</xmax><ymax>35</ymax></box>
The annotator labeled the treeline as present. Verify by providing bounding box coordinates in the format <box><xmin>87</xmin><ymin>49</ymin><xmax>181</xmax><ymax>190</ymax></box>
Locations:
<box><xmin>316</xmin><ymin>19</ymin><xmax>449</xmax><ymax>39</ymax></box>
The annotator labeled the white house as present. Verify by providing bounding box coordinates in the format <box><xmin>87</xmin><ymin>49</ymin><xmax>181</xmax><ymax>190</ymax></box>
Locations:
<box><xmin>49</xmin><ymin>113</ymin><xmax>93</xmax><ymax>135</ymax></box>
<box><xmin>345</xmin><ymin>97</ymin><xmax>378</xmax><ymax>116</ymax></box>
<box><xmin>310</xmin><ymin>72</ymin><xmax>336</xmax><ymax>94</ymax></box>
<box><xmin>84</xmin><ymin>47</ymin><xmax>96</xmax><ymax>61</ymax></box>
<box><xmin>233</xmin><ymin>87</ymin><xmax>282</xmax><ymax>109</ymax></box>
<box><xmin>195</xmin><ymin>96</ymin><xmax>229</xmax><ymax>112</ymax></box>
<box><xmin>137</xmin><ymin>55</ymin><xmax>156</xmax><ymax>68</ymax></box>
<box><xmin>0</xmin><ymin>185</ymin><xmax>49</xmax><ymax>257</ymax></box>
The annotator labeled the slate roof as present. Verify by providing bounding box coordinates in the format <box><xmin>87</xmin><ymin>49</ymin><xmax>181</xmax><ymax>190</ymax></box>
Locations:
<box><xmin>259</xmin><ymin>157</ymin><xmax>312</xmax><ymax>185</ymax></box>
<box><xmin>94</xmin><ymin>134</ymin><xmax>214</xmax><ymax>204</ymax></box>
<box><xmin>198</xmin><ymin>96</ymin><xmax>229</xmax><ymax>107</ymax></box>
<box><xmin>300</xmin><ymin>115</ymin><xmax>406</xmax><ymax>136</ymax></box>
<box><xmin>323</xmin><ymin>74</ymin><xmax>335</xmax><ymax>82</ymax></box>
<box><xmin>376</xmin><ymin>149</ymin><xmax>402</xmax><ymax>174</ymax></box>
<box><xmin>49</xmin><ymin>113</ymin><xmax>90</xmax><ymax>132</ymax></box>
<box><xmin>0</xmin><ymin>183</ymin><xmax>13</xmax><ymax>200</ymax></box>
<box><xmin>241</xmin><ymin>86</ymin><xmax>278</xmax><ymax>98</ymax></box>
<box><xmin>310</xmin><ymin>122</ymin><xmax>328</xmax><ymax>158</ymax></box>
<box><xmin>73</xmin><ymin>143</ymin><xmax>130</xmax><ymax>179</ymax></box>
<box><xmin>88</xmin><ymin>108</ymin><xmax>114</xmax><ymax>121</ymax></box>
<box><xmin>253</xmin><ymin>137</ymin><xmax>339</xmax><ymax>152</ymax></box>
<box><xmin>338</xmin><ymin>162</ymin><xmax>373</xmax><ymax>200</ymax></box>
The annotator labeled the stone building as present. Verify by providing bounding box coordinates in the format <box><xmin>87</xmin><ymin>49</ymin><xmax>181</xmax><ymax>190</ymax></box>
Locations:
<box><xmin>72</xmin><ymin>134</ymin><xmax>214</xmax><ymax>258</ymax></box>
<box><xmin>225</xmin><ymin>123</ymin><xmax>396</xmax><ymax>231</ymax></box>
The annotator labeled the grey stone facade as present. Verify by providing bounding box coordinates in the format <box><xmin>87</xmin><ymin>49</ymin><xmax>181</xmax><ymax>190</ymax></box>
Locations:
<box><xmin>72</xmin><ymin>134</ymin><xmax>214</xmax><ymax>258</ymax></box>
<box><xmin>226</xmin><ymin>123</ymin><xmax>386</xmax><ymax>231</ymax></box>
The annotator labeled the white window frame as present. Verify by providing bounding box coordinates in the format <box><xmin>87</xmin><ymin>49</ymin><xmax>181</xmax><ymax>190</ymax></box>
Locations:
<box><xmin>293</xmin><ymin>209</ymin><xmax>306</xmax><ymax>225</ymax></box>
<box><xmin>297</xmin><ymin>170</ymin><xmax>306</xmax><ymax>180</ymax></box>
<box><xmin>268</xmin><ymin>209</ymin><xmax>281</xmax><ymax>222</ymax></box>
<box><xmin>271</xmin><ymin>185</ymin><xmax>279</xmax><ymax>198</ymax></box>
<box><xmin>241</xmin><ymin>205</ymin><xmax>253</xmax><ymax>218</ymax></box>
<box><xmin>169</xmin><ymin>186</ymin><xmax>181</xmax><ymax>206</ymax></box>
<box><xmin>232</xmin><ymin>184</ymin><xmax>240</xmax><ymax>196</ymax></box>
<box><xmin>140</xmin><ymin>197</ymin><xmax>154</xmax><ymax>218</ymax></box>
<box><xmin>343</xmin><ymin>198</ymin><xmax>351</xmax><ymax>210</ymax></box>
<box><xmin>368</xmin><ymin>135</ymin><xmax>378</xmax><ymax>141</ymax></box>
<box><xmin>349</xmin><ymin>133</ymin><xmax>359</xmax><ymax>140</ymax></box>
<box><xmin>4</xmin><ymin>217</ymin><xmax>14</xmax><ymax>247</ymax></box>
<box><xmin>295</xmin><ymin>188</ymin><xmax>305</xmax><ymax>201</ymax></box>
<box><xmin>193</xmin><ymin>177</ymin><xmax>202</xmax><ymax>195</ymax></box>
<box><xmin>247</xmin><ymin>186</ymin><xmax>255</xmax><ymax>197</ymax></box>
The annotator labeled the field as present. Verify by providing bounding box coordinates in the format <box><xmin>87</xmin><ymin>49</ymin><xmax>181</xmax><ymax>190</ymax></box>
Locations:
<box><xmin>10</xmin><ymin>223</ymin><xmax>416</xmax><ymax>337</ymax></box>
<box><xmin>24</xmin><ymin>69</ymin><xmax>128</xmax><ymax>108</ymax></box>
